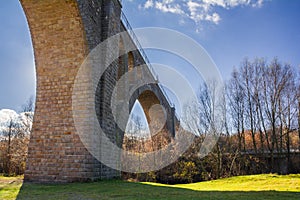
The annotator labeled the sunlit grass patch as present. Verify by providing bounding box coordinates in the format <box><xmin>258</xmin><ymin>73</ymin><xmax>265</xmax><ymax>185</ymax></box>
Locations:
<box><xmin>0</xmin><ymin>175</ymin><xmax>23</xmax><ymax>200</ymax></box>
<box><xmin>143</xmin><ymin>174</ymin><xmax>300</xmax><ymax>192</ymax></box>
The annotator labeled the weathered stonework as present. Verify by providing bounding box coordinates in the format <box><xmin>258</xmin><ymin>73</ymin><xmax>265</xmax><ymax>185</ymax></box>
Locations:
<box><xmin>21</xmin><ymin>0</ymin><xmax>176</xmax><ymax>183</ymax></box>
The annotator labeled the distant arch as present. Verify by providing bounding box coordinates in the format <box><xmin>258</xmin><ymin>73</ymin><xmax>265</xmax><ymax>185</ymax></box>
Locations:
<box><xmin>117</xmin><ymin>37</ymin><xmax>127</xmax><ymax>80</ymax></box>
<box><xmin>127</xmin><ymin>51</ymin><xmax>135</xmax><ymax>83</ymax></box>
<box><xmin>129</xmin><ymin>84</ymin><xmax>169</xmax><ymax>135</ymax></box>
<box><xmin>128</xmin><ymin>51</ymin><xmax>134</xmax><ymax>71</ymax></box>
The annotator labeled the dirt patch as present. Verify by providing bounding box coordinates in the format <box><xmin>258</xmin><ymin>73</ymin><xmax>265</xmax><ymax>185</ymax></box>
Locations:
<box><xmin>0</xmin><ymin>177</ymin><xmax>23</xmax><ymax>185</ymax></box>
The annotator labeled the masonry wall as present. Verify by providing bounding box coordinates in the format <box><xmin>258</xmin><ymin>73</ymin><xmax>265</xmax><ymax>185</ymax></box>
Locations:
<box><xmin>21</xmin><ymin>0</ymin><xmax>94</xmax><ymax>182</ymax></box>
<box><xmin>21</xmin><ymin>0</ymin><xmax>123</xmax><ymax>183</ymax></box>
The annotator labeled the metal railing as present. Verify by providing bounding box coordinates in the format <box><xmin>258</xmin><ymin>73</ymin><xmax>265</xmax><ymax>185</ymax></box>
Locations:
<box><xmin>120</xmin><ymin>11</ymin><xmax>175</xmax><ymax>110</ymax></box>
<box><xmin>120</xmin><ymin>12</ymin><xmax>157</xmax><ymax>80</ymax></box>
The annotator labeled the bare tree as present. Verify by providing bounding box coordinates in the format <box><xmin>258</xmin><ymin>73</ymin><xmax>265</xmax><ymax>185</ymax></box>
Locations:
<box><xmin>241</xmin><ymin>58</ymin><xmax>258</xmax><ymax>153</ymax></box>
<box><xmin>2</xmin><ymin>118</ymin><xmax>16</xmax><ymax>175</ymax></box>
<box><xmin>226</xmin><ymin>58</ymin><xmax>299</xmax><ymax>174</ymax></box>
<box><xmin>261</xmin><ymin>59</ymin><xmax>293</xmax><ymax>171</ymax></box>
<box><xmin>227</xmin><ymin>69</ymin><xmax>246</xmax><ymax>152</ymax></box>
<box><xmin>297</xmin><ymin>73</ymin><xmax>300</xmax><ymax>151</ymax></box>
<box><xmin>21</xmin><ymin>95</ymin><xmax>35</xmax><ymax>113</ymax></box>
<box><xmin>0</xmin><ymin>97</ymin><xmax>34</xmax><ymax>175</ymax></box>
<box><xmin>198</xmin><ymin>80</ymin><xmax>226</xmax><ymax>178</ymax></box>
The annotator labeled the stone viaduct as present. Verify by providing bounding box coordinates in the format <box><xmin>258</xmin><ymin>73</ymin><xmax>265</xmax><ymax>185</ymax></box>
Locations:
<box><xmin>20</xmin><ymin>0</ymin><xmax>177</xmax><ymax>182</ymax></box>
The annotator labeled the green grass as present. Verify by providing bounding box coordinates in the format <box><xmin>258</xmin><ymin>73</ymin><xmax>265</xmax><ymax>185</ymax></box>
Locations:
<box><xmin>145</xmin><ymin>174</ymin><xmax>300</xmax><ymax>192</ymax></box>
<box><xmin>0</xmin><ymin>175</ymin><xmax>23</xmax><ymax>200</ymax></box>
<box><xmin>0</xmin><ymin>174</ymin><xmax>299</xmax><ymax>200</ymax></box>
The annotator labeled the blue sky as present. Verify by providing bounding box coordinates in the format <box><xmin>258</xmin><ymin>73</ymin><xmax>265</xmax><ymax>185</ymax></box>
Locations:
<box><xmin>0</xmin><ymin>1</ymin><xmax>34</xmax><ymax>111</ymax></box>
<box><xmin>0</xmin><ymin>0</ymin><xmax>299</xmax><ymax>113</ymax></box>
<box><xmin>122</xmin><ymin>0</ymin><xmax>300</xmax><ymax>79</ymax></box>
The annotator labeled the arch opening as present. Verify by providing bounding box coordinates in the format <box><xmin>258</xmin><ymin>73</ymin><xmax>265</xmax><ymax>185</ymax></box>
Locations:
<box><xmin>117</xmin><ymin>37</ymin><xmax>127</xmax><ymax>81</ymax></box>
<box><xmin>125</xmin><ymin>100</ymin><xmax>150</xmax><ymax>140</ymax></box>
<box><xmin>128</xmin><ymin>51</ymin><xmax>134</xmax><ymax>71</ymax></box>
<box><xmin>122</xmin><ymin>89</ymin><xmax>171</xmax><ymax>155</ymax></box>
<box><xmin>127</xmin><ymin>51</ymin><xmax>135</xmax><ymax>83</ymax></box>
<box><xmin>0</xmin><ymin>2</ymin><xmax>36</xmax><ymax>109</ymax></box>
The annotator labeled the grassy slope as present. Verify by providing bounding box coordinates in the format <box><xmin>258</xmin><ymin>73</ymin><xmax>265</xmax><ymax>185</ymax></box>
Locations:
<box><xmin>0</xmin><ymin>174</ymin><xmax>299</xmax><ymax>200</ymax></box>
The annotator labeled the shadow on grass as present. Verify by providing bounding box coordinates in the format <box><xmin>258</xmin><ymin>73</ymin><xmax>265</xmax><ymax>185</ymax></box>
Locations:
<box><xmin>16</xmin><ymin>180</ymin><xmax>300</xmax><ymax>200</ymax></box>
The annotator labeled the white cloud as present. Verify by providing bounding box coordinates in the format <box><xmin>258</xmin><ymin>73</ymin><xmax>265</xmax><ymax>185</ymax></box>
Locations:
<box><xmin>138</xmin><ymin>0</ymin><xmax>267</xmax><ymax>26</ymax></box>
<box><xmin>144</xmin><ymin>0</ymin><xmax>154</xmax><ymax>9</ymax></box>
<box><xmin>203</xmin><ymin>0</ymin><xmax>226</xmax><ymax>7</ymax></box>
<box><xmin>155</xmin><ymin>1</ymin><xmax>184</xmax><ymax>14</ymax></box>
<box><xmin>0</xmin><ymin>109</ymin><xmax>33</xmax><ymax>135</ymax></box>
<box><xmin>252</xmin><ymin>0</ymin><xmax>264</xmax><ymax>7</ymax></box>
<box><xmin>205</xmin><ymin>12</ymin><xmax>221</xmax><ymax>24</ymax></box>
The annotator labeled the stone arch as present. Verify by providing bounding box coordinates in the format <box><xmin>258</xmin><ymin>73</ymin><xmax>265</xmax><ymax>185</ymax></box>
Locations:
<box><xmin>124</xmin><ymin>84</ymin><xmax>175</xmax><ymax>154</ymax></box>
<box><xmin>127</xmin><ymin>51</ymin><xmax>135</xmax><ymax>83</ymax></box>
<box><xmin>117</xmin><ymin>37</ymin><xmax>127</xmax><ymax>81</ymax></box>
<box><xmin>134</xmin><ymin>90</ymin><xmax>163</xmax><ymax>127</ymax></box>
<box><xmin>128</xmin><ymin>51</ymin><xmax>134</xmax><ymax>71</ymax></box>
<box><xmin>129</xmin><ymin>84</ymin><xmax>174</xmax><ymax>137</ymax></box>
